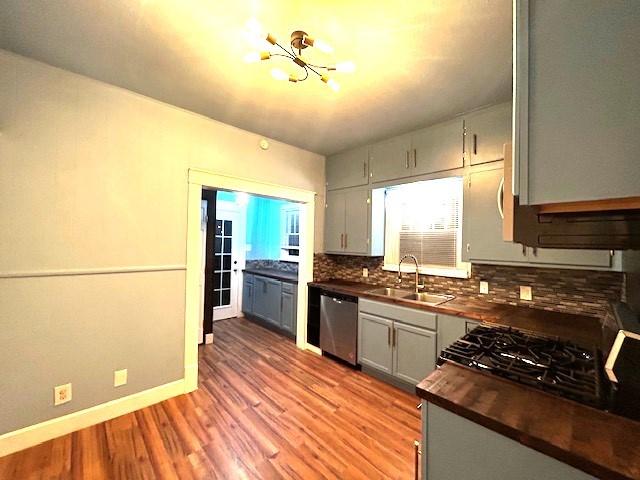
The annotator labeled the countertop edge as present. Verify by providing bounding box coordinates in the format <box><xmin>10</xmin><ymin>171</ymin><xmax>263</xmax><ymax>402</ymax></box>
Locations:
<box><xmin>416</xmin><ymin>364</ymin><xmax>634</xmax><ymax>480</ymax></box>
<box><xmin>243</xmin><ymin>268</ymin><xmax>298</xmax><ymax>283</ymax></box>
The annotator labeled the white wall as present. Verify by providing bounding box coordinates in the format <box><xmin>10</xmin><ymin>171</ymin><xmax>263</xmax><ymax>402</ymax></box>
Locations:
<box><xmin>0</xmin><ymin>50</ymin><xmax>325</xmax><ymax>435</ymax></box>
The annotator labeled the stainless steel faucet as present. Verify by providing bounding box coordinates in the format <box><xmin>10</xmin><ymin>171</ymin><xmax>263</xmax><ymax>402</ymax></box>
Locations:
<box><xmin>398</xmin><ymin>254</ymin><xmax>424</xmax><ymax>293</ymax></box>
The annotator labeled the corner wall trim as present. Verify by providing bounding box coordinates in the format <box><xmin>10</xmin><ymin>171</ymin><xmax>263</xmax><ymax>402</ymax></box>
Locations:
<box><xmin>0</xmin><ymin>379</ymin><xmax>186</xmax><ymax>457</ymax></box>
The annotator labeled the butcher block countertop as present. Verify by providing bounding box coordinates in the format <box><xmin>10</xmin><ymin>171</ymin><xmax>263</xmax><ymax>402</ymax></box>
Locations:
<box><xmin>310</xmin><ymin>279</ymin><xmax>640</xmax><ymax>480</ymax></box>
<box><xmin>308</xmin><ymin>279</ymin><xmax>603</xmax><ymax>348</ymax></box>
<box><xmin>417</xmin><ymin>363</ymin><xmax>640</xmax><ymax>480</ymax></box>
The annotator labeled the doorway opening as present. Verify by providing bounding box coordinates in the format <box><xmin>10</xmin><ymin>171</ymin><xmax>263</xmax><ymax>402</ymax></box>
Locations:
<box><xmin>184</xmin><ymin>169</ymin><xmax>316</xmax><ymax>392</ymax></box>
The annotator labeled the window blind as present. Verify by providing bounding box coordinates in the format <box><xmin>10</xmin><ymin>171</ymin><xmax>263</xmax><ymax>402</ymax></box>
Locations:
<box><xmin>385</xmin><ymin>177</ymin><xmax>463</xmax><ymax>270</ymax></box>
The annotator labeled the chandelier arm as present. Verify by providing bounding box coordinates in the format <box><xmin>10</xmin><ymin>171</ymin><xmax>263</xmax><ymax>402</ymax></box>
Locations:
<box><xmin>274</xmin><ymin>43</ymin><xmax>295</xmax><ymax>59</ymax></box>
<box><xmin>298</xmin><ymin>66</ymin><xmax>310</xmax><ymax>82</ymax></box>
<box><xmin>305</xmin><ymin>64</ymin><xmax>323</xmax><ymax>77</ymax></box>
<box><xmin>305</xmin><ymin>63</ymin><xmax>329</xmax><ymax>69</ymax></box>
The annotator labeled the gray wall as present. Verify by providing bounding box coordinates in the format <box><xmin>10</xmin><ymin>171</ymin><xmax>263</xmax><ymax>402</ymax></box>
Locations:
<box><xmin>0</xmin><ymin>50</ymin><xmax>325</xmax><ymax>435</ymax></box>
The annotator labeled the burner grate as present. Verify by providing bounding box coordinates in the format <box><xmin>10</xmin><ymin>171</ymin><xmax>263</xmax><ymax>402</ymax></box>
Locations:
<box><xmin>439</xmin><ymin>325</ymin><xmax>603</xmax><ymax>408</ymax></box>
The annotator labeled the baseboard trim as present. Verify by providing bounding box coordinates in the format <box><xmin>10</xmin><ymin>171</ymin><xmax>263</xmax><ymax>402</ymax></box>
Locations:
<box><xmin>0</xmin><ymin>379</ymin><xmax>186</xmax><ymax>457</ymax></box>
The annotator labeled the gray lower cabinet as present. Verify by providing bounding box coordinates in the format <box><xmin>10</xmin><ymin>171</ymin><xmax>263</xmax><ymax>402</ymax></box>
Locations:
<box><xmin>422</xmin><ymin>402</ymin><xmax>596</xmax><ymax>480</ymax></box>
<box><xmin>280</xmin><ymin>284</ymin><xmax>297</xmax><ymax>335</ymax></box>
<box><xmin>247</xmin><ymin>273</ymin><xmax>297</xmax><ymax>336</ymax></box>
<box><xmin>463</xmin><ymin>166</ymin><xmax>614</xmax><ymax>269</ymax></box>
<box><xmin>358</xmin><ymin>313</ymin><xmax>393</xmax><ymax>374</ymax></box>
<box><xmin>358</xmin><ymin>300</ymin><xmax>437</xmax><ymax>385</ymax></box>
<box><xmin>438</xmin><ymin>314</ymin><xmax>481</xmax><ymax>353</ymax></box>
<box><xmin>241</xmin><ymin>273</ymin><xmax>254</xmax><ymax>314</ymax></box>
<box><xmin>393</xmin><ymin>323</ymin><xmax>437</xmax><ymax>385</ymax></box>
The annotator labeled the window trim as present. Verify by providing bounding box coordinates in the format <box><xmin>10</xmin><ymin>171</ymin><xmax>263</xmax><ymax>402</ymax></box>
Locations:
<box><xmin>280</xmin><ymin>205</ymin><xmax>300</xmax><ymax>262</ymax></box>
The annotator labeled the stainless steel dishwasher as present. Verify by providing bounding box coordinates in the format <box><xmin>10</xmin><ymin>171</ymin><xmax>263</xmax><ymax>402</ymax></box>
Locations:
<box><xmin>320</xmin><ymin>292</ymin><xmax>359</xmax><ymax>365</ymax></box>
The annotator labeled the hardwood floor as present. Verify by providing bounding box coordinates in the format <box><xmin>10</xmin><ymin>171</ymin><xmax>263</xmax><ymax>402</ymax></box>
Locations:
<box><xmin>0</xmin><ymin>318</ymin><xmax>421</xmax><ymax>479</ymax></box>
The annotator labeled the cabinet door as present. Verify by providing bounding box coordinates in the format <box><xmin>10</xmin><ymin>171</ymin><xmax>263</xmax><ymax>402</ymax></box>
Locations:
<box><xmin>519</xmin><ymin>2</ymin><xmax>640</xmax><ymax>204</ymax></box>
<box><xmin>252</xmin><ymin>276</ymin><xmax>267</xmax><ymax>318</ymax></box>
<box><xmin>528</xmin><ymin>247</ymin><xmax>612</xmax><ymax>269</ymax></box>
<box><xmin>411</xmin><ymin>118</ymin><xmax>464</xmax><ymax>175</ymax></box>
<box><xmin>462</xmin><ymin>168</ymin><xmax>528</xmax><ymax>263</ymax></box>
<box><xmin>464</xmin><ymin>103</ymin><xmax>512</xmax><ymax>166</ymax></box>
<box><xmin>324</xmin><ymin>190</ymin><xmax>345</xmax><ymax>253</ymax></box>
<box><xmin>242</xmin><ymin>278</ymin><xmax>253</xmax><ymax>314</ymax></box>
<box><xmin>343</xmin><ymin>188</ymin><xmax>369</xmax><ymax>255</ymax></box>
<box><xmin>358</xmin><ymin>313</ymin><xmax>393</xmax><ymax>374</ymax></box>
<box><xmin>393</xmin><ymin>322</ymin><xmax>437</xmax><ymax>385</ymax></box>
<box><xmin>369</xmin><ymin>134</ymin><xmax>412</xmax><ymax>182</ymax></box>
<box><xmin>264</xmin><ymin>278</ymin><xmax>283</xmax><ymax>326</ymax></box>
<box><xmin>438</xmin><ymin>314</ymin><xmax>467</xmax><ymax>354</ymax></box>
<box><xmin>326</xmin><ymin>146</ymin><xmax>369</xmax><ymax>190</ymax></box>
<box><xmin>280</xmin><ymin>290</ymin><xmax>297</xmax><ymax>335</ymax></box>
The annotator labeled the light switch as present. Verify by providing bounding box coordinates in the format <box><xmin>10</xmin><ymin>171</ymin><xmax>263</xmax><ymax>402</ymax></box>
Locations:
<box><xmin>479</xmin><ymin>281</ymin><xmax>489</xmax><ymax>294</ymax></box>
<box><xmin>520</xmin><ymin>286</ymin><xmax>533</xmax><ymax>301</ymax></box>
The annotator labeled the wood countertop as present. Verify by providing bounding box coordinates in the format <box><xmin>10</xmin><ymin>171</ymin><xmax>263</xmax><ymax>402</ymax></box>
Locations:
<box><xmin>310</xmin><ymin>279</ymin><xmax>639</xmax><ymax>479</ymax></box>
<box><xmin>416</xmin><ymin>363</ymin><xmax>640</xmax><ymax>480</ymax></box>
<box><xmin>244</xmin><ymin>268</ymin><xmax>298</xmax><ymax>283</ymax></box>
<box><xmin>308</xmin><ymin>279</ymin><xmax>604</xmax><ymax>348</ymax></box>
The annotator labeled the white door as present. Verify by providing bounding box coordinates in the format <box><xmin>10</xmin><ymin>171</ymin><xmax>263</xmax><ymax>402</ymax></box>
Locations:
<box><xmin>213</xmin><ymin>202</ymin><xmax>243</xmax><ymax>320</ymax></box>
<box><xmin>198</xmin><ymin>200</ymin><xmax>207</xmax><ymax>344</ymax></box>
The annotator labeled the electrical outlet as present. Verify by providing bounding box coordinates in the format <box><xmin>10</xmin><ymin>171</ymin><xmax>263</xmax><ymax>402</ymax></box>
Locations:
<box><xmin>54</xmin><ymin>383</ymin><xmax>72</xmax><ymax>406</ymax></box>
<box><xmin>114</xmin><ymin>369</ymin><xmax>128</xmax><ymax>387</ymax></box>
<box><xmin>520</xmin><ymin>286</ymin><xmax>533</xmax><ymax>301</ymax></box>
<box><xmin>479</xmin><ymin>281</ymin><xmax>489</xmax><ymax>294</ymax></box>
<box><xmin>362</xmin><ymin>267</ymin><xmax>369</xmax><ymax>278</ymax></box>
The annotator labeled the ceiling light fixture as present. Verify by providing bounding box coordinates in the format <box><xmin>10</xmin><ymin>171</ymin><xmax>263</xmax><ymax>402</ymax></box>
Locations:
<box><xmin>244</xmin><ymin>20</ymin><xmax>355</xmax><ymax>91</ymax></box>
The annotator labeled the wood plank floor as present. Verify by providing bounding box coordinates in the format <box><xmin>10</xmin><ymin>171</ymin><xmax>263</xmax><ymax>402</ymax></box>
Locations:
<box><xmin>0</xmin><ymin>318</ymin><xmax>421</xmax><ymax>479</ymax></box>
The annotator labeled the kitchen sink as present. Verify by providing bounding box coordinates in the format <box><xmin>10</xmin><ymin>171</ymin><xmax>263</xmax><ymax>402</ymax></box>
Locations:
<box><xmin>366</xmin><ymin>287</ymin><xmax>455</xmax><ymax>306</ymax></box>
<box><xmin>366</xmin><ymin>287</ymin><xmax>413</xmax><ymax>298</ymax></box>
<box><xmin>402</xmin><ymin>292</ymin><xmax>455</xmax><ymax>306</ymax></box>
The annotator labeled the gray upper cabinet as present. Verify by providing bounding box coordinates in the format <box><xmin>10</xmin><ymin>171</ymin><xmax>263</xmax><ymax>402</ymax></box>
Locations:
<box><xmin>411</xmin><ymin>118</ymin><xmax>464</xmax><ymax>175</ymax></box>
<box><xmin>464</xmin><ymin>102</ymin><xmax>512</xmax><ymax>166</ymax></box>
<box><xmin>358</xmin><ymin>312</ymin><xmax>393</xmax><ymax>374</ymax></box>
<box><xmin>369</xmin><ymin>134</ymin><xmax>412</xmax><ymax>183</ymax></box>
<box><xmin>324</xmin><ymin>190</ymin><xmax>346</xmax><ymax>253</ymax></box>
<box><xmin>343</xmin><ymin>188</ymin><xmax>369</xmax><ymax>255</ymax></box>
<box><xmin>393</xmin><ymin>322</ymin><xmax>437</xmax><ymax>385</ymax></box>
<box><xmin>324</xmin><ymin>187</ymin><xmax>383</xmax><ymax>256</ymax></box>
<box><xmin>514</xmin><ymin>0</ymin><xmax>640</xmax><ymax>205</ymax></box>
<box><xmin>326</xmin><ymin>145</ymin><xmax>369</xmax><ymax>190</ymax></box>
<box><xmin>463</xmin><ymin>167</ymin><xmax>528</xmax><ymax>264</ymax></box>
<box><xmin>463</xmin><ymin>165</ymin><xmax>613</xmax><ymax>268</ymax></box>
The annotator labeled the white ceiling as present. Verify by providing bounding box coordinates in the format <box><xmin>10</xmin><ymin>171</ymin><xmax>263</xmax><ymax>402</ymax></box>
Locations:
<box><xmin>0</xmin><ymin>0</ymin><xmax>512</xmax><ymax>155</ymax></box>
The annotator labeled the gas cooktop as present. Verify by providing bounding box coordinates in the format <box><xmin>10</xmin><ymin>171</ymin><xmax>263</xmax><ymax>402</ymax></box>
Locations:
<box><xmin>439</xmin><ymin>325</ymin><xmax>604</xmax><ymax>409</ymax></box>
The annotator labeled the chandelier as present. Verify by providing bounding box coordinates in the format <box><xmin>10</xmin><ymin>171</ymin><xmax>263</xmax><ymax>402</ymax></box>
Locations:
<box><xmin>243</xmin><ymin>19</ymin><xmax>355</xmax><ymax>91</ymax></box>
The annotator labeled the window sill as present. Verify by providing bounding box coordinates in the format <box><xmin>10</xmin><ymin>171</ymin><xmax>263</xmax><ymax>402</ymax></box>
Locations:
<box><xmin>382</xmin><ymin>264</ymin><xmax>471</xmax><ymax>279</ymax></box>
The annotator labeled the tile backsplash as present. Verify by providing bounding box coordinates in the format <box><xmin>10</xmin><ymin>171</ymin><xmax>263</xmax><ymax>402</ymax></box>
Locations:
<box><xmin>314</xmin><ymin>254</ymin><xmax>623</xmax><ymax>319</ymax></box>
<box><xmin>246</xmin><ymin>259</ymin><xmax>298</xmax><ymax>273</ymax></box>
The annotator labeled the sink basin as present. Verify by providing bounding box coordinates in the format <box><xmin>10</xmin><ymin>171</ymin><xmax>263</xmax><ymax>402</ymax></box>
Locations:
<box><xmin>366</xmin><ymin>287</ymin><xmax>413</xmax><ymax>298</ymax></box>
<box><xmin>402</xmin><ymin>292</ymin><xmax>455</xmax><ymax>306</ymax></box>
<box><xmin>366</xmin><ymin>287</ymin><xmax>455</xmax><ymax>306</ymax></box>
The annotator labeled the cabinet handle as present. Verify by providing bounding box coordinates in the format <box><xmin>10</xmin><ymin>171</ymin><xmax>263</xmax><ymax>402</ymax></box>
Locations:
<box><xmin>392</xmin><ymin>328</ymin><xmax>396</xmax><ymax>347</ymax></box>
<box><xmin>473</xmin><ymin>133</ymin><xmax>477</xmax><ymax>155</ymax></box>
<box><xmin>340</xmin><ymin>233</ymin><xmax>344</xmax><ymax>249</ymax></box>
<box><xmin>413</xmin><ymin>440</ymin><xmax>422</xmax><ymax>480</ymax></box>
<box><xmin>405</xmin><ymin>151</ymin><xmax>410</xmax><ymax>169</ymax></box>
<box><xmin>497</xmin><ymin>177</ymin><xmax>505</xmax><ymax>219</ymax></box>
<box><xmin>413</xmin><ymin>149</ymin><xmax>417</xmax><ymax>168</ymax></box>
<box><xmin>344</xmin><ymin>233</ymin><xmax>348</xmax><ymax>249</ymax></box>
<box><xmin>388</xmin><ymin>326</ymin><xmax>391</xmax><ymax>346</ymax></box>
<box><xmin>363</xmin><ymin>161</ymin><xmax>367</xmax><ymax>178</ymax></box>
<box><xmin>522</xmin><ymin>244</ymin><xmax>527</xmax><ymax>256</ymax></box>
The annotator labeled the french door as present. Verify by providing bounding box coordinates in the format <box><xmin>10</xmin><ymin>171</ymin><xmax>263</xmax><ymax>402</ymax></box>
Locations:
<box><xmin>213</xmin><ymin>203</ymin><xmax>242</xmax><ymax>320</ymax></box>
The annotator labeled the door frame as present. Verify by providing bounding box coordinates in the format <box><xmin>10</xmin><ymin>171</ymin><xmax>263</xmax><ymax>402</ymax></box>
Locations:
<box><xmin>184</xmin><ymin>168</ymin><xmax>316</xmax><ymax>392</ymax></box>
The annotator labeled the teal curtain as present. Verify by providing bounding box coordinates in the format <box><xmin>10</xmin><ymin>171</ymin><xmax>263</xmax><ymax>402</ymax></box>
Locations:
<box><xmin>245</xmin><ymin>196</ymin><xmax>287</xmax><ymax>260</ymax></box>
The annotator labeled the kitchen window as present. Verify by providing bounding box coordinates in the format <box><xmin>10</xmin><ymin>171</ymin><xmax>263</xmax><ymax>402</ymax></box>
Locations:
<box><xmin>383</xmin><ymin>176</ymin><xmax>470</xmax><ymax>278</ymax></box>
<box><xmin>280</xmin><ymin>205</ymin><xmax>300</xmax><ymax>262</ymax></box>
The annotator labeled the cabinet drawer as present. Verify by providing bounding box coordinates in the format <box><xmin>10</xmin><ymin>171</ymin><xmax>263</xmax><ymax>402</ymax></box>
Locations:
<box><xmin>359</xmin><ymin>299</ymin><xmax>437</xmax><ymax>331</ymax></box>
<box><xmin>281</xmin><ymin>281</ymin><xmax>296</xmax><ymax>293</ymax></box>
